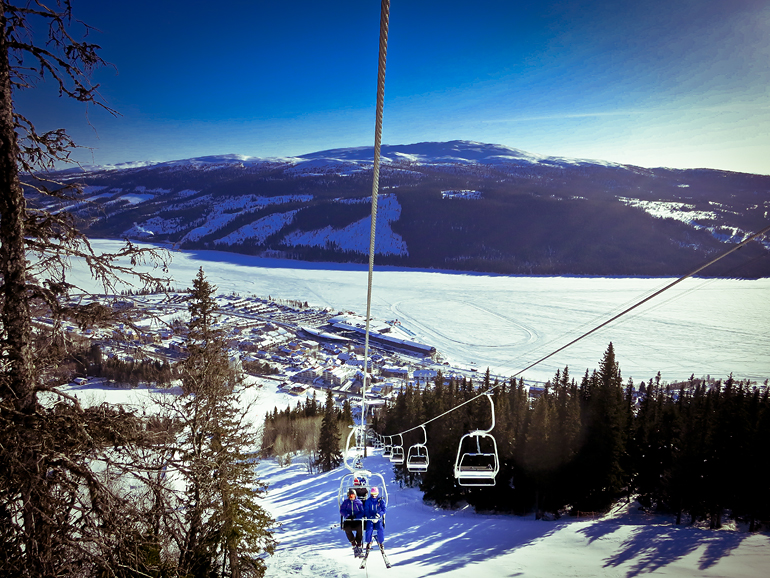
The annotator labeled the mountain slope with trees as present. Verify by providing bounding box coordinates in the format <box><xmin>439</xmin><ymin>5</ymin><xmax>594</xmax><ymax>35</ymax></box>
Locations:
<box><xmin>43</xmin><ymin>141</ymin><xmax>770</xmax><ymax>277</ymax></box>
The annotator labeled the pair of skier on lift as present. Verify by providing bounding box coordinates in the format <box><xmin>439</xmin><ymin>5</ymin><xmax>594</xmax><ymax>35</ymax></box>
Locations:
<box><xmin>339</xmin><ymin>486</ymin><xmax>387</xmax><ymax>557</ymax></box>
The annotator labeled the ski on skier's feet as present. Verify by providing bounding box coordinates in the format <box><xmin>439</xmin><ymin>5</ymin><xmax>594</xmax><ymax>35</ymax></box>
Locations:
<box><xmin>379</xmin><ymin>544</ymin><xmax>392</xmax><ymax>568</ymax></box>
<box><xmin>359</xmin><ymin>546</ymin><xmax>371</xmax><ymax>569</ymax></box>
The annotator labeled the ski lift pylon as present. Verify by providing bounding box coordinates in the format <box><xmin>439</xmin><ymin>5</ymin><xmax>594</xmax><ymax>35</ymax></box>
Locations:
<box><xmin>454</xmin><ymin>392</ymin><xmax>499</xmax><ymax>486</ymax></box>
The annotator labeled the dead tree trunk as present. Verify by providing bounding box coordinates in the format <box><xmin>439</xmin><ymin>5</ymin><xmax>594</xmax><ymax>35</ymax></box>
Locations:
<box><xmin>0</xmin><ymin>9</ymin><xmax>35</xmax><ymax>413</ymax></box>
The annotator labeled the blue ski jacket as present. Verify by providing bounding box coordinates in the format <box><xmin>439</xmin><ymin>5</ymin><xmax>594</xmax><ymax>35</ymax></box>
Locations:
<box><xmin>340</xmin><ymin>497</ymin><xmax>364</xmax><ymax>519</ymax></box>
<box><xmin>363</xmin><ymin>496</ymin><xmax>387</xmax><ymax>519</ymax></box>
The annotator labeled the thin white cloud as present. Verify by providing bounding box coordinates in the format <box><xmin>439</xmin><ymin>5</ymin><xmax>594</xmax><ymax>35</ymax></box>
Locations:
<box><xmin>484</xmin><ymin>103</ymin><xmax>770</xmax><ymax>124</ymax></box>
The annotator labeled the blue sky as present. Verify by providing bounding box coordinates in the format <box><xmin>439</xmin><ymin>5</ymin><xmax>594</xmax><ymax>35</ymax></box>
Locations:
<box><xmin>15</xmin><ymin>0</ymin><xmax>770</xmax><ymax>174</ymax></box>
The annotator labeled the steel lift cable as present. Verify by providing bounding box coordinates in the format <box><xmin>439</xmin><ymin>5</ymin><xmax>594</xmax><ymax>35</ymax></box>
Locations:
<box><xmin>360</xmin><ymin>0</ymin><xmax>391</xmax><ymax>454</ymax></box>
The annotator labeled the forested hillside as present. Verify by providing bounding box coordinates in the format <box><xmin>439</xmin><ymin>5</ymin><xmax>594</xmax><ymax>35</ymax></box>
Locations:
<box><xmin>42</xmin><ymin>141</ymin><xmax>770</xmax><ymax>277</ymax></box>
<box><xmin>374</xmin><ymin>344</ymin><xmax>770</xmax><ymax>529</ymax></box>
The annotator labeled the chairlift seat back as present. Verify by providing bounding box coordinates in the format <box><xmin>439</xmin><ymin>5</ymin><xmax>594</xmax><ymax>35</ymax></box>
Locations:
<box><xmin>406</xmin><ymin>443</ymin><xmax>429</xmax><ymax>473</ymax></box>
<box><xmin>389</xmin><ymin>445</ymin><xmax>405</xmax><ymax>465</ymax></box>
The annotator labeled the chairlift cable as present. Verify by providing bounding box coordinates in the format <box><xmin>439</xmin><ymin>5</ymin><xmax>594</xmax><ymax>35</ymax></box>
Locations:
<box><xmin>361</xmin><ymin>0</ymin><xmax>391</xmax><ymax>444</ymax></box>
<box><xmin>383</xmin><ymin>223</ymin><xmax>770</xmax><ymax>439</ymax></box>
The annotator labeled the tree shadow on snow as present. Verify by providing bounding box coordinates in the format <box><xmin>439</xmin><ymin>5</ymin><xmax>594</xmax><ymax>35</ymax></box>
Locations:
<box><xmin>262</xmin><ymin>457</ymin><xmax>770</xmax><ymax>577</ymax></box>
<box><xmin>579</xmin><ymin>518</ymin><xmax>767</xmax><ymax>577</ymax></box>
<box><xmin>260</xmin><ymin>463</ymin><xmax>351</xmax><ymax>551</ymax></box>
<box><xmin>385</xmin><ymin>505</ymin><xmax>562</xmax><ymax>576</ymax></box>
<box><xmin>261</xmin><ymin>460</ymin><xmax>561</xmax><ymax>575</ymax></box>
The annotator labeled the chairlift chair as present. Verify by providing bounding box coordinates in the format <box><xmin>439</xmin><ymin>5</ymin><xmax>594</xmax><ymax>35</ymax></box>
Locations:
<box><xmin>453</xmin><ymin>393</ymin><xmax>500</xmax><ymax>486</ymax></box>
<box><xmin>356</xmin><ymin>427</ymin><xmax>367</xmax><ymax>449</ymax></box>
<box><xmin>383</xmin><ymin>436</ymin><xmax>393</xmax><ymax>459</ymax></box>
<box><xmin>389</xmin><ymin>433</ymin><xmax>405</xmax><ymax>465</ymax></box>
<box><xmin>454</xmin><ymin>432</ymin><xmax>499</xmax><ymax>486</ymax></box>
<box><xmin>343</xmin><ymin>426</ymin><xmax>368</xmax><ymax>472</ymax></box>
<box><xmin>337</xmin><ymin>469</ymin><xmax>388</xmax><ymax>534</ymax></box>
<box><xmin>406</xmin><ymin>425</ymin><xmax>430</xmax><ymax>473</ymax></box>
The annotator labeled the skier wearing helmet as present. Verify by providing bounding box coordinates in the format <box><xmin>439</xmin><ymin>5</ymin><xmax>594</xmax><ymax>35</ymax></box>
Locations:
<box><xmin>363</xmin><ymin>486</ymin><xmax>387</xmax><ymax>549</ymax></box>
<box><xmin>340</xmin><ymin>488</ymin><xmax>364</xmax><ymax>556</ymax></box>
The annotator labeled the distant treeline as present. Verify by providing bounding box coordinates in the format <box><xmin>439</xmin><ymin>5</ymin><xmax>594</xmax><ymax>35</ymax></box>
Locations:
<box><xmin>261</xmin><ymin>393</ymin><xmax>353</xmax><ymax>470</ymax></box>
<box><xmin>375</xmin><ymin>343</ymin><xmax>770</xmax><ymax>530</ymax></box>
<box><xmin>242</xmin><ymin>359</ymin><xmax>280</xmax><ymax>376</ymax></box>
<box><xmin>67</xmin><ymin>343</ymin><xmax>176</xmax><ymax>387</ymax></box>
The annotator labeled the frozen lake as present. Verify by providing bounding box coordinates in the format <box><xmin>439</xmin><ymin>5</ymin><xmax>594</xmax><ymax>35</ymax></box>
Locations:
<box><xmin>69</xmin><ymin>240</ymin><xmax>770</xmax><ymax>385</ymax></box>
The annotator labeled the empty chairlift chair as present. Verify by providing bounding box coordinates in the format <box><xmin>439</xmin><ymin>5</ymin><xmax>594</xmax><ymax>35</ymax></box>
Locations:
<box><xmin>383</xmin><ymin>436</ymin><xmax>393</xmax><ymax>459</ymax></box>
<box><xmin>454</xmin><ymin>393</ymin><xmax>500</xmax><ymax>486</ymax></box>
<box><xmin>389</xmin><ymin>434</ymin><xmax>405</xmax><ymax>465</ymax></box>
<box><xmin>344</xmin><ymin>425</ymin><xmax>368</xmax><ymax>471</ymax></box>
<box><xmin>406</xmin><ymin>425</ymin><xmax>429</xmax><ymax>473</ymax></box>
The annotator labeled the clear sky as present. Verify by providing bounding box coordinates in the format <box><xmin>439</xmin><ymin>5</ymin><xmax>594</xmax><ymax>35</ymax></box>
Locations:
<box><xmin>15</xmin><ymin>0</ymin><xmax>770</xmax><ymax>174</ymax></box>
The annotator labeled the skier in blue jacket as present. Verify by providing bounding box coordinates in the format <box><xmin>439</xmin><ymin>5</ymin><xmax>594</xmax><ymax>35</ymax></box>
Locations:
<box><xmin>340</xmin><ymin>489</ymin><xmax>365</xmax><ymax>555</ymax></box>
<box><xmin>363</xmin><ymin>486</ymin><xmax>387</xmax><ymax>549</ymax></box>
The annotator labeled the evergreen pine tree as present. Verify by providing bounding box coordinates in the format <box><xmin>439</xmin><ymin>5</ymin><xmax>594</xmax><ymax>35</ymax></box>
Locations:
<box><xmin>317</xmin><ymin>389</ymin><xmax>343</xmax><ymax>472</ymax></box>
<box><xmin>0</xmin><ymin>4</ymin><xmax>172</xmax><ymax>574</ymax></box>
<box><xmin>522</xmin><ymin>387</ymin><xmax>558</xmax><ymax>517</ymax></box>
<box><xmin>574</xmin><ymin>343</ymin><xmax>628</xmax><ymax>511</ymax></box>
<box><xmin>170</xmin><ymin>268</ymin><xmax>276</xmax><ymax>577</ymax></box>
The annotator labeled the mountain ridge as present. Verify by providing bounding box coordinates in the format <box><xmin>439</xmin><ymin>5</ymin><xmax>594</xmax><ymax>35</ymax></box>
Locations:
<box><xmin>35</xmin><ymin>140</ymin><xmax>770</xmax><ymax>278</ymax></box>
<box><xmin>58</xmin><ymin>140</ymin><xmax>647</xmax><ymax>174</ymax></box>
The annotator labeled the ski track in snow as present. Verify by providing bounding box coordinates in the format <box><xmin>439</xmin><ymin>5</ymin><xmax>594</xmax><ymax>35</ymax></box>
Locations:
<box><xmin>390</xmin><ymin>298</ymin><xmax>538</xmax><ymax>349</ymax></box>
<box><xmin>214</xmin><ymin>209</ymin><xmax>301</xmax><ymax>246</ymax></box>
<box><xmin>180</xmin><ymin>195</ymin><xmax>312</xmax><ymax>243</ymax></box>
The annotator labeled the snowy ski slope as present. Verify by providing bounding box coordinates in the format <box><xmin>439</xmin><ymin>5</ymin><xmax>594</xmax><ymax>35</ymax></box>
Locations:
<box><xmin>58</xmin><ymin>367</ymin><xmax>770</xmax><ymax>577</ymax></box>
<box><xmin>260</xmin><ymin>435</ymin><xmax>768</xmax><ymax>578</ymax></box>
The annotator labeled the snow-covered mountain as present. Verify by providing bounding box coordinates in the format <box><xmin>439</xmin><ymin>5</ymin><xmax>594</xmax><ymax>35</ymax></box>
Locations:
<box><xmin>35</xmin><ymin>140</ymin><xmax>770</xmax><ymax>277</ymax></box>
<box><xmin>68</xmin><ymin>141</ymin><xmax>626</xmax><ymax>174</ymax></box>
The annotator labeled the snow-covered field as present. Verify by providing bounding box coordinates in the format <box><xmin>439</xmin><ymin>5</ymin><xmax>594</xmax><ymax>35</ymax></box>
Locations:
<box><xmin>68</xmin><ymin>240</ymin><xmax>770</xmax><ymax>384</ymax></box>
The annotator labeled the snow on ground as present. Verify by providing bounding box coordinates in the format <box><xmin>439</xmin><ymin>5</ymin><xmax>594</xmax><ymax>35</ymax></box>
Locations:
<box><xmin>167</xmin><ymin>193</ymin><xmax>213</xmax><ymax>211</ymax></box>
<box><xmin>65</xmin><ymin>240</ymin><xmax>770</xmax><ymax>384</ymax></box>
<box><xmin>214</xmin><ymin>209</ymin><xmax>302</xmax><ymax>246</ymax></box>
<box><xmin>58</xmin><ymin>372</ymin><xmax>770</xmax><ymax>578</ymax></box>
<box><xmin>180</xmin><ymin>195</ymin><xmax>314</xmax><ymax>243</ymax></box>
<box><xmin>57</xmin><ymin>374</ymin><xmax>298</xmax><ymax>426</ymax></box>
<box><xmin>618</xmin><ymin>197</ymin><xmax>719</xmax><ymax>225</ymax></box>
<box><xmin>442</xmin><ymin>190</ymin><xmax>483</xmax><ymax>200</ymax></box>
<box><xmin>260</xmin><ymin>443</ymin><xmax>769</xmax><ymax>578</ymax></box>
<box><xmin>616</xmin><ymin>197</ymin><xmax>761</xmax><ymax>248</ymax></box>
<box><xmin>282</xmin><ymin>195</ymin><xmax>408</xmax><ymax>257</ymax></box>
<box><xmin>107</xmin><ymin>193</ymin><xmax>156</xmax><ymax>206</ymax></box>
<box><xmin>125</xmin><ymin>216</ymin><xmax>187</xmax><ymax>237</ymax></box>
